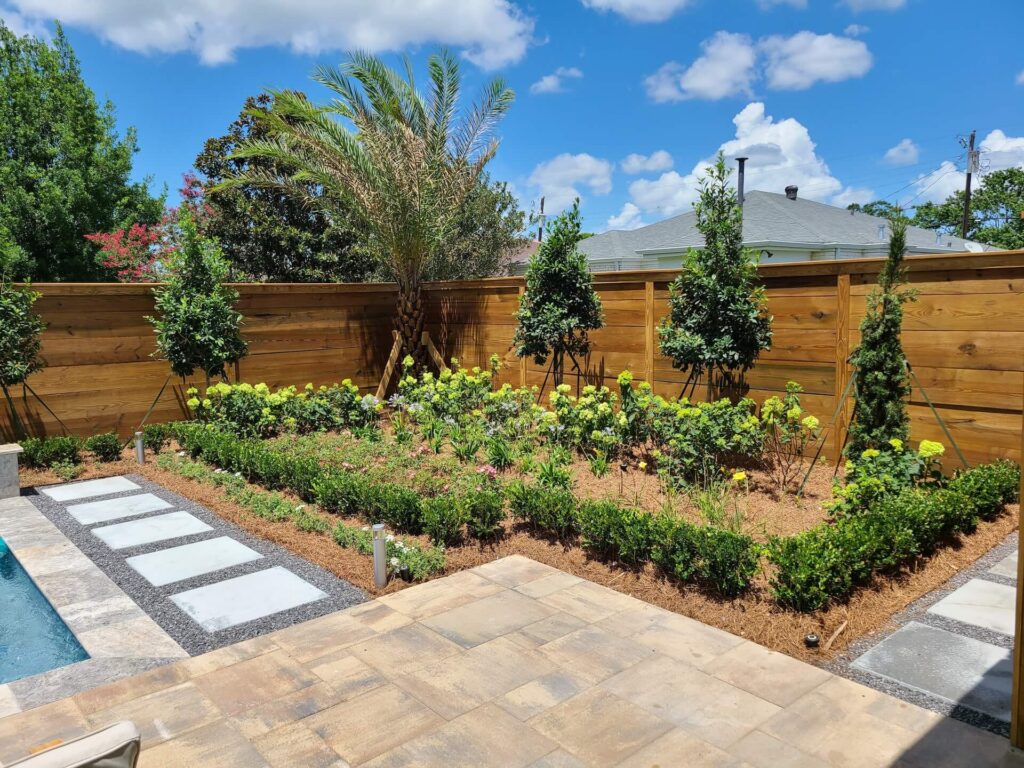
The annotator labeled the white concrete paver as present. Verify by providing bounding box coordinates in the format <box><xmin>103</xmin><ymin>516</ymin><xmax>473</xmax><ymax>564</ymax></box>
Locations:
<box><xmin>67</xmin><ymin>493</ymin><xmax>171</xmax><ymax>525</ymax></box>
<box><xmin>91</xmin><ymin>511</ymin><xmax>212</xmax><ymax>550</ymax></box>
<box><xmin>927</xmin><ymin>578</ymin><xmax>1015</xmax><ymax>636</ymax></box>
<box><xmin>126</xmin><ymin>536</ymin><xmax>263</xmax><ymax>587</ymax></box>
<box><xmin>40</xmin><ymin>477</ymin><xmax>139</xmax><ymax>502</ymax></box>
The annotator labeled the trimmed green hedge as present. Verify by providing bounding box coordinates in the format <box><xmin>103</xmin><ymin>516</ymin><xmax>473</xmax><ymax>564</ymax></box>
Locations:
<box><xmin>19</xmin><ymin>436</ymin><xmax>81</xmax><ymax>468</ymax></box>
<box><xmin>766</xmin><ymin>460</ymin><xmax>1020</xmax><ymax>611</ymax></box>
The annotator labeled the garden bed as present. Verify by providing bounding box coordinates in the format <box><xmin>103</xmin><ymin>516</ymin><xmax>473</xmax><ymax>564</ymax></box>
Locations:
<box><xmin>18</xmin><ymin>434</ymin><xmax>1019</xmax><ymax>665</ymax></box>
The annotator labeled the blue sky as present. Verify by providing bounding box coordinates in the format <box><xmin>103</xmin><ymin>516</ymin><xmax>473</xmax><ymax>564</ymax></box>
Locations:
<box><xmin>2</xmin><ymin>0</ymin><xmax>1022</xmax><ymax>233</ymax></box>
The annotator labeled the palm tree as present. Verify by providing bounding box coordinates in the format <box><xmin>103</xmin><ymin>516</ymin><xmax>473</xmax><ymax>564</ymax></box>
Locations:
<box><xmin>218</xmin><ymin>50</ymin><xmax>514</xmax><ymax>365</ymax></box>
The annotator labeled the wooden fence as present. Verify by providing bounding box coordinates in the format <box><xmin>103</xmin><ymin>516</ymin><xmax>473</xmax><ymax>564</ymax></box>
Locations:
<box><xmin>3</xmin><ymin>249</ymin><xmax>1023</xmax><ymax>469</ymax></box>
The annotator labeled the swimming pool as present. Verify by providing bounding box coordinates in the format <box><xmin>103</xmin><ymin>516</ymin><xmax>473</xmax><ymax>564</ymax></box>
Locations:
<box><xmin>0</xmin><ymin>538</ymin><xmax>88</xmax><ymax>684</ymax></box>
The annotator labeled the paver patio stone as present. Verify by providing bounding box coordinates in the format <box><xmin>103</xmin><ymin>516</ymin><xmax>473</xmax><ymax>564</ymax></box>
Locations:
<box><xmin>530</xmin><ymin>687</ymin><xmax>672</xmax><ymax>767</ymax></box>
<box><xmin>180</xmin><ymin>634</ymin><xmax>279</xmax><ymax>677</ymax></box>
<box><xmin>369</xmin><ymin>703</ymin><xmax>557</xmax><ymax>768</ymax></box>
<box><xmin>76</xmin><ymin>613</ymin><xmax>187</xmax><ymax>659</ymax></box>
<box><xmin>0</xmin><ymin>699</ymin><xmax>88</xmax><ymax>765</ymax></box>
<box><xmin>927</xmin><ymin>578</ymin><xmax>1016</xmax><ymax>635</ymax></box>
<box><xmin>537</xmin><ymin>624</ymin><xmax>656</xmax><ymax>685</ymax></box>
<box><xmin>229</xmin><ymin>681</ymin><xmax>345</xmax><ymax>740</ymax></box>
<box><xmin>305</xmin><ymin>683</ymin><xmax>443</xmax><ymax>766</ymax></box>
<box><xmin>348</xmin><ymin>622</ymin><xmax>463</xmax><ymax>677</ymax></box>
<box><xmin>537</xmin><ymin>579</ymin><xmax>644</xmax><ymax>623</ymax></box>
<box><xmin>375</xmin><ymin>569</ymin><xmax>503</xmax><ymax>619</ymax></box>
<box><xmin>506</xmin><ymin>612</ymin><xmax>589</xmax><ymax>650</ymax></box>
<box><xmin>852</xmin><ymin>621</ymin><xmax>1012</xmax><ymax>721</ymax></box>
<box><xmin>393</xmin><ymin>636</ymin><xmax>556</xmax><ymax>719</ymax></box>
<box><xmin>84</xmin><ymin>681</ymin><xmax>220</xmax><ymax>747</ymax></box>
<box><xmin>73</xmin><ymin>662</ymin><xmax>191</xmax><ymax>716</ymax></box>
<box><xmin>343</xmin><ymin>601</ymin><xmax>414</xmax><ymax>633</ymax></box>
<box><xmin>420</xmin><ymin>588</ymin><xmax>556</xmax><ymax>648</ymax></box>
<box><xmin>193</xmin><ymin>649</ymin><xmax>320</xmax><ymax>717</ymax></box>
<box><xmin>514</xmin><ymin>571</ymin><xmax>583</xmax><ymax>598</ymax></box>
<box><xmin>251</xmin><ymin>721</ymin><xmax>348</xmax><ymax>768</ymax></box>
<box><xmin>527</xmin><ymin>750</ymin><xmax>587</xmax><ymax>768</ymax></box>
<box><xmin>727</xmin><ymin>729</ymin><xmax>828</xmax><ymax>768</ymax></box>
<box><xmin>306</xmin><ymin>652</ymin><xmax>387</xmax><ymax>702</ymax></box>
<box><xmin>990</xmin><ymin>551</ymin><xmax>1018</xmax><ymax>580</ymax></box>
<box><xmin>137</xmin><ymin>720</ymin><xmax>269</xmax><ymax>768</ymax></box>
<box><xmin>600</xmin><ymin>654</ymin><xmax>780</xmax><ymax>749</ymax></box>
<box><xmin>703</xmin><ymin>640</ymin><xmax>832</xmax><ymax>707</ymax></box>
<box><xmin>472</xmin><ymin>554</ymin><xmax>562</xmax><ymax>587</ymax></box>
<box><xmin>0</xmin><ymin>687</ymin><xmax>18</xmax><ymax>719</ymax></box>
<box><xmin>272</xmin><ymin>610</ymin><xmax>379</xmax><ymax>663</ymax></box>
<box><xmin>496</xmin><ymin>671</ymin><xmax>589</xmax><ymax>721</ymax></box>
<box><xmin>629</xmin><ymin>610</ymin><xmax>746</xmax><ymax>669</ymax></box>
<box><xmin>616</xmin><ymin>728</ymin><xmax>741</xmax><ymax>767</ymax></box>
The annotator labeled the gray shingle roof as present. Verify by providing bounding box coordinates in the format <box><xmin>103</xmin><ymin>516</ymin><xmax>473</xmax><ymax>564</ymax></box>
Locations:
<box><xmin>580</xmin><ymin>191</ymin><xmax>995</xmax><ymax>261</ymax></box>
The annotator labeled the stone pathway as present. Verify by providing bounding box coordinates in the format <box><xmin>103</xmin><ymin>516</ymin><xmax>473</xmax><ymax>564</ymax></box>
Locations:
<box><xmin>841</xmin><ymin>532</ymin><xmax>1018</xmax><ymax>734</ymax></box>
<box><xmin>28</xmin><ymin>475</ymin><xmax>365</xmax><ymax>656</ymax></box>
<box><xmin>0</xmin><ymin>556</ymin><xmax>1019</xmax><ymax>767</ymax></box>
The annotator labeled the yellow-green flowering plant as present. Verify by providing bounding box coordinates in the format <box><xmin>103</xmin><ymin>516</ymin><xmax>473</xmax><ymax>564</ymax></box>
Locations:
<box><xmin>761</xmin><ymin>381</ymin><xmax>821</xmax><ymax>494</ymax></box>
<box><xmin>827</xmin><ymin>438</ymin><xmax>947</xmax><ymax>517</ymax></box>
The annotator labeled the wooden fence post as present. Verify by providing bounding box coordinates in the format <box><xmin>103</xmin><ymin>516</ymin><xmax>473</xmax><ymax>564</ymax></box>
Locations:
<box><xmin>518</xmin><ymin>285</ymin><xmax>527</xmax><ymax>388</ymax></box>
<box><xmin>644</xmin><ymin>281</ymin><xmax>655</xmax><ymax>387</ymax></box>
<box><xmin>832</xmin><ymin>274</ymin><xmax>852</xmax><ymax>464</ymax></box>
<box><xmin>1012</xmin><ymin>372</ymin><xmax>1024</xmax><ymax>749</ymax></box>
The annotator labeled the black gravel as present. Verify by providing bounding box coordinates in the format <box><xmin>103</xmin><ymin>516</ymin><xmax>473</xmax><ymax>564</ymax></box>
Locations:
<box><xmin>27</xmin><ymin>473</ymin><xmax>367</xmax><ymax>656</ymax></box>
<box><xmin>825</xmin><ymin>531</ymin><xmax>1018</xmax><ymax>738</ymax></box>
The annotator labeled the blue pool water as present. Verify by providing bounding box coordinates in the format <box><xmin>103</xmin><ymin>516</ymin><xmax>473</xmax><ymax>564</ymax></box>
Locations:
<box><xmin>0</xmin><ymin>538</ymin><xmax>88</xmax><ymax>684</ymax></box>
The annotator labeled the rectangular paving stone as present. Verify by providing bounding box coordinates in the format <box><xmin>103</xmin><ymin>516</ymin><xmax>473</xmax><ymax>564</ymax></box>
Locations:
<box><xmin>927</xmin><ymin>578</ymin><xmax>1015</xmax><ymax>636</ymax></box>
<box><xmin>40</xmin><ymin>476</ymin><xmax>139</xmax><ymax>502</ymax></box>
<box><xmin>990</xmin><ymin>551</ymin><xmax>1018</xmax><ymax>580</ymax></box>
<box><xmin>92</xmin><ymin>511</ymin><xmax>212</xmax><ymax>550</ymax></box>
<box><xmin>852</xmin><ymin>621</ymin><xmax>1012</xmax><ymax>721</ymax></box>
<box><xmin>67</xmin><ymin>493</ymin><xmax>172</xmax><ymax>525</ymax></box>
<box><xmin>126</xmin><ymin>536</ymin><xmax>262</xmax><ymax>586</ymax></box>
<box><xmin>170</xmin><ymin>567</ymin><xmax>327</xmax><ymax>632</ymax></box>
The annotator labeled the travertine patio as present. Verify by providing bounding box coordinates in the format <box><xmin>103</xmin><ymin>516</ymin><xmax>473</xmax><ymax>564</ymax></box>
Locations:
<box><xmin>1</xmin><ymin>555</ymin><xmax>1021</xmax><ymax>767</ymax></box>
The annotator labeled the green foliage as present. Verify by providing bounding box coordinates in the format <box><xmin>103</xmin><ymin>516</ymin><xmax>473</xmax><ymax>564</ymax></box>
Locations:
<box><xmin>19</xmin><ymin>436</ymin><xmax>81</xmax><ymax>468</ymax></box>
<box><xmin>421</xmin><ymin>495</ymin><xmax>467</xmax><ymax>546</ymax></box>
<box><xmin>827</xmin><ymin>439</ymin><xmax>944</xmax><ymax>517</ymax></box>
<box><xmin>513</xmin><ymin>202</ymin><xmax>604</xmax><ymax>371</ymax></box>
<box><xmin>142</xmin><ymin>424</ymin><xmax>171</xmax><ymax>454</ymax></box>
<box><xmin>847</xmin><ymin>216</ymin><xmax>913</xmax><ymax>456</ymax></box>
<box><xmin>149</xmin><ymin>213</ymin><xmax>247</xmax><ymax>381</ymax></box>
<box><xmin>460</xmin><ymin>487</ymin><xmax>506</xmax><ymax>540</ymax></box>
<box><xmin>85</xmin><ymin>432</ymin><xmax>122</xmax><ymax>462</ymax></box>
<box><xmin>761</xmin><ymin>382</ymin><xmax>821</xmax><ymax>493</ymax></box>
<box><xmin>0</xmin><ymin>232</ymin><xmax>45</xmax><ymax>403</ymax></box>
<box><xmin>577</xmin><ymin>500</ymin><xmax>657</xmax><ymax>565</ymax></box>
<box><xmin>485</xmin><ymin>436</ymin><xmax>515</xmax><ymax>470</ymax></box>
<box><xmin>911</xmin><ymin>168</ymin><xmax>1024</xmax><ymax>250</ymax></box>
<box><xmin>0</xmin><ymin>23</ymin><xmax>163</xmax><ymax>281</ymax></box>
<box><xmin>658</xmin><ymin>154</ymin><xmax>771</xmax><ymax>391</ymax></box>
<box><xmin>651</xmin><ymin>516</ymin><xmax>760</xmax><ymax>597</ymax></box>
<box><xmin>195</xmin><ymin>94</ymin><xmax>371</xmax><ymax>283</ymax></box>
<box><xmin>507</xmin><ymin>481</ymin><xmax>579</xmax><ymax>540</ymax></box>
<box><xmin>767</xmin><ymin>460</ymin><xmax>1020</xmax><ymax>611</ymax></box>
<box><xmin>846</xmin><ymin>200</ymin><xmax>903</xmax><ymax>219</ymax></box>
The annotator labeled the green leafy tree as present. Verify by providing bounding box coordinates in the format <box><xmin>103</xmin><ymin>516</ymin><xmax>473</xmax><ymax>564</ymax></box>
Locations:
<box><xmin>218</xmin><ymin>50</ymin><xmax>513</xmax><ymax>364</ymax></box>
<box><xmin>513</xmin><ymin>201</ymin><xmax>604</xmax><ymax>385</ymax></box>
<box><xmin>427</xmin><ymin>174</ymin><xmax>527</xmax><ymax>280</ymax></box>
<box><xmin>0</xmin><ymin>23</ymin><xmax>163</xmax><ymax>281</ymax></box>
<box><xmin>847</xmin><ymin>216</ymin><xmax>913</xmax><ymax>456</ymax></box>
<box><xmin>148</xmin><ymin>213</ymin><xmax>248</xmax><ymax>386</ymax></box>
<box><xmin>0</xmin><ymin>229</ymin><xmax>45</xmax><ymax>438</ymax></box>
<box><xmin>846</xmin><ymin>200</ymin><xmax>903</xmax><ymax>219</ymax></box>
<box><xmin>912</xmin><ymin>168</ymin><xmax>1024</xmax><ymax>249</ymax></box>
<box><xmin>659</xmin><ymin>153</ymin><xmax>772</xmax><ymax>398</ymax></box>
<box><xmin>195</xmin><ymin>94</ymin><xmax>372</xmax><ymax>282</ymax></box>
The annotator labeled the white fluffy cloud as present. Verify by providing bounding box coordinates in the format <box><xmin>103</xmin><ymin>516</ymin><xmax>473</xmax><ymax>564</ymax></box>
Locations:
<box><xmin>527</xmin><ymin>153</ymin><xmax>613</xmax><ymax>212</ymax></box>
<box><xmin>908</xmin><ymin>129</ymin><xmax>1024</xmax><ymax>204</ymax></box>
<box><xmin>0</xmin><ymin>0</ymin><xmax>534</xmax><ymax>67</ymax></box>
<box><xmin>580</xmin><ymin>0</ymin><xmax>694</xmax><ymax>22</ymax></box>
<box><xmin>530</xmin><ymin>67</ymin><xmax>583</xmax><ymax>95</ymax></box>
<box><xmin>645</xmin><ymin>32</ymin><xmax>756</xmax><ymax>102</ymax></box>
<box><xmin>646</xmin><ymin>31</ymin><xmax>871</xmax><ymax>102</ymax></box>
<box><xmin>621</xmin><ymin>150</ymin><xmax>674</xmax><ymax>174</ymax></box>
<box><xmin>883</xmin><ymin>138</ymin><xmax>919</xmax><ymax>166</ymax></box>
<box><xmin>626</xmin><ymin>102</ymin><xmax>846</xmax><ymax>217</ymax></box>
<box><xmin>760</xmin><ymin>32</ymin><xmax>872</xmax><ymax>90</ymax></box>
<box><xmin>842</xmin><ymin>0</ymin><xmax>906</xmax><ymax>10</ymax></box>
<box><xmin>844</xmin><ymin>24</ymin><xmax>870</xmax><ymax>36</ymax></box>
<box><xmin>607</xmin><ymin>203</ymin><xmax>645</xmax><ymax>230</ymax></box>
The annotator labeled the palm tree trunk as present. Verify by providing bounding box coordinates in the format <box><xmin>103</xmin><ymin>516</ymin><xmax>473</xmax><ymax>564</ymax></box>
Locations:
<box><xmin>396</xmin><ymin>283</ymin><xmax>427</xmax><ymax>368</ymax></box>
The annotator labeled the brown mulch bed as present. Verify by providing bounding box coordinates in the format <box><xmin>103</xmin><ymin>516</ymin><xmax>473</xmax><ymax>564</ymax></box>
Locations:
<box><xmin>18</xmin><ymin>452</ymin><xmax>1019</xmax><ymax>666</ymax></box>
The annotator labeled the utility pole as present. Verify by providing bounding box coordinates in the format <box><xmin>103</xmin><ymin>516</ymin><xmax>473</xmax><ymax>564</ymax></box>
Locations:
<box><xmin>537</xmin><ymin>196</ymin><xmax>546</xmax><ymax>242</ymax></box>
<box><xmin>961</xmin><ymin>129</ymin><xmax>978</xmax><ymax>239</ymax></box>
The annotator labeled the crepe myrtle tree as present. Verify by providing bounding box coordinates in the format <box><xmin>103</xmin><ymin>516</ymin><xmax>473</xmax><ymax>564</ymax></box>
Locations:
<box><xmin>659</xmin><ymin>153</ymin><xmax>772</xmax><ymax>399</ymax></box>
<box><xmin>0</xmin><ymin>232</ymin><xmax>45</xmax><ymax>439</ymax></box>
<box><xmin>847</xmin><ymin>215</ymin><xmax>913</xmax><ymax>456</ymax></box>
<box><xmin>513</xmin><ymin>201</ymin><xmax>604</xmax><ymax>386</ymax></box>
<box><xmin>218</xmin><ymin>50</ymin><xmax>513</xmax><ymax>367</ymax></box>
<box><xmin>148</xmin><ymin>211</ymin><xmax>247</xmax><ymax>389</ymax></box>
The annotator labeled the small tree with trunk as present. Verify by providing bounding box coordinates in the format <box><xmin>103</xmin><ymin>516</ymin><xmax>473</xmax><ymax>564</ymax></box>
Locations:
<box><xmin>847</xmin><ymin>216</ymin><xmax>913</xmax><ymax>455</ymax></box>
<box><xmin>0</xmin><ymin>232</ymin><xmax>45</xmax><ymax>439</ymax></box>
<box><xmin>148</xmin><ymin>212</ymin><xmax>247</xmax><ymax>388</ymax></box>
<box><xmin>513</xmin><ymin>201</ymin><xmax>604</xmax><ymax>386</ymax></box>
<box><xmin>658</xmin><ymin>153</ymin><xmax>772</xmax><ymax>399</ymax></box>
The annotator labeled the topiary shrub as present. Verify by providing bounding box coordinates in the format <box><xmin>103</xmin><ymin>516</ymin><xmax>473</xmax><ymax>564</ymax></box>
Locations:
<box><xmin>576</xmin><ymin>500</ymin><xmax>657</xmax><ymax>565</ymax></box>
<box><xmin>421</xmin><ymin>494</ymin><xmax>467</xmax><ymax>546</ymax></box>
<box><xmin>85</xmin><ymin>432</ymin><xmax>122</xmax><ymax>462</ymax></box>
<box><xmin>142</xmin><ymin>423</ymin><xmax>171</xmax><ymax>454</ymax></box>
<box><xmin>507</xmin><ymin>480</ymin><xmax>578</xmax><ymax>539</ymax></box>
<box><xmin>19</xmin><ymin>436</ymin><xmax>81</xmax><ymax>469</ymax></box>
<box><xmin>460</xmin><ymin>488</ymin><xmax>505</xmax><ymax>540</ymax></box>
